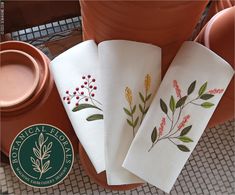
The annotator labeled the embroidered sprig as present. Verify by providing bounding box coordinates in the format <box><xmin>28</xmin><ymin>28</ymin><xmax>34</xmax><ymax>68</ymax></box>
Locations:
<box><xmin>64</xmin><ymin>75</ymin><xmax>103</xmax><ymax>121</ymax></box>
<box><xmin>139</xmin><ymin>74</ymin><xmax>152</xmax><ymax>124</ymax></box>
<box><xmin>123</xmin><ymin>74</ymin><xmax>152</xmax><ymax>138</ymax></box>
<box><xmin>124</xmin><ymin>87</ymin><xmax>139</xmax><ymax>137</ymax></box>
<box><xmin>148</xmin><ymin>80</ymin><xmax>224</xmax><ymax>152</ymax></box>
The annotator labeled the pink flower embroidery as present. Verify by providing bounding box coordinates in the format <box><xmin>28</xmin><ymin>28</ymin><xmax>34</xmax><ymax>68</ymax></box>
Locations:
<box><xmin>159</xmin><ymin>117</ymin><xmax>166</xmax><ymax>136</ymax></box>
<box><xmin>173</xmin><ymin>80</ymin><xmax>181</xmax><ymax>98</ymax></box>
<box><xmin>177</xmin><ymin>115</ymin><xmax>190</xmax><ymax>130</ymax></box>
<box><xmin>208</xmin><ymin>88</ymin><xmax>224</xmax><ymax>94</ymax></box>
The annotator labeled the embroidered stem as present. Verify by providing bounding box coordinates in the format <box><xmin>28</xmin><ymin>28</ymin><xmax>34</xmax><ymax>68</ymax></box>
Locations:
<box><xmin>129</xmin><ymin>104</ymin><xmax>135</xmax><ymax>137</ymax></box>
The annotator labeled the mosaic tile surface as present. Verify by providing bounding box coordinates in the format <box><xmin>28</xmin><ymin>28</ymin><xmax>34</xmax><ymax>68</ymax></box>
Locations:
<box><xmin>0</xmin><ymin>120</ymin><xmax>234</xmax><ymax>194</ymax></box>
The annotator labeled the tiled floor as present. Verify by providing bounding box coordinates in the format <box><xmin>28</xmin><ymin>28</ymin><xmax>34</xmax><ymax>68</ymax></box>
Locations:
<box><xmin>1</xmin><ymin>120</ymin><xmax>234</xmax><ymax>194</ymax></box>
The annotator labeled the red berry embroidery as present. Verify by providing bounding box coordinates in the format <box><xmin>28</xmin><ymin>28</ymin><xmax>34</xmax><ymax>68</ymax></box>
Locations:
<box><xmin>64</xmin><ymin>75</ymin><xmax>101</xmax><ymax>110</ymax></box>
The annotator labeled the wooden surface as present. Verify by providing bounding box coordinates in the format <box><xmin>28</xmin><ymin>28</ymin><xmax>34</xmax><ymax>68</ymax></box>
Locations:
<box><xmin>4</xmin><ymin>1</ymin><xmax>80</xmax><ymax>33</ymax></box>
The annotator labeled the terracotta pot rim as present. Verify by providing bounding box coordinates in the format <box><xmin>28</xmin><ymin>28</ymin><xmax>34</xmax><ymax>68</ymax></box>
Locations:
<box><xmin>0</xmin><ymin>49</ymin><xmax>40</xmax><ymax>108</ymax></box>
<box><xmin>0</xmin><ymin>41</ymin><xmax>50</xmax><ymax>113</ymax></box>
<box><xmin>204</xmin><ymin>8</ymin><xmax>229</xmax><ymax>49</ymax></box>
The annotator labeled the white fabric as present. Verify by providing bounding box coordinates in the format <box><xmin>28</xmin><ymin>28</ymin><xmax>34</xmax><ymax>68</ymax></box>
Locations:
<box><xmin>99</xmin><ymin>40</ymin><xmax>161</xmax><ymax>185</ymax></box>
<box><xmin>123</xmin><ymin>41</ymin><xmax>234</xmax><ymax>193</ymax></box>
<box><xmin>50</xmin><ymin>40</ymin><xmax>105</xmax><ymax>173</ymax></box>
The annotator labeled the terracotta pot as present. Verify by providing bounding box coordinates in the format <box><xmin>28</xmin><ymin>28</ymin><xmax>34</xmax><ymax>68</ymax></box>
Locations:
<box><xmin>195</xmin><ymin>7</ymin><xmax>235</xmax><ymax>127</ymax></box>
<box><xmin>79</xmin><ymin>144</ymin><xmax>143</xmax><ymax>190</ymax></box>
<box><xmin>79</xmin><ymin>0</ymin><xmax>209</xmax><ymax>190</ymax></box>
<box><xmin>0</xmin><ymin>41</ymin><xmax>79</xmax><ymax>156</ymax></box>
<box><xmin>0</xmin><ymin>50</ymin><xmax>40</xmax><ymax>108</ymax></box>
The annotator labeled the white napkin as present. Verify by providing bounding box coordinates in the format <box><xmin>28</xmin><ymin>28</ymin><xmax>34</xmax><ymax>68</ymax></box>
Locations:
<box><xmin>99</xmin><ymin>40</ymin><xmax>161</xmax><ymax>185</ymax></box>
<box><xmin>50</xmin><ymin>40</ymin><xmax>105</xmax><ymax>173</ymax></box>
<box><xmin>123</xmin><ymin>41</ymin><xmax>234</xmax><ymax>193</ymax></box>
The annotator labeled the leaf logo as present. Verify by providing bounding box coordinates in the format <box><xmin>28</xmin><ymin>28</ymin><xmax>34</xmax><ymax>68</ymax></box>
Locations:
<box><xmin>10</xmin><ymin>124</ymin><xmax>74</xmax><ymax>188</ymax></box>
<box><xmin>30</xmin><ymin>133</ymin><xmax>53</xmax><ymax>179</ymax></box>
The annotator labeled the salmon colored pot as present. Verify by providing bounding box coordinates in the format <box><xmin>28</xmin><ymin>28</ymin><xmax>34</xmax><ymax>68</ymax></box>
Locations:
<box><xmin>0</xmin><ymin>50</ymin><xmax>40</xmax><ymax>108</ymax></box>
<box><xmin>79</xmin><ymin>0</ymin><xmax>209</xmax><ymax>190</ymax></box>
<box><xmin>196</xmin><ymin>7</ymin><xmax>235</xmax><ymax>127</ymax></box>
<box><xmin>0</xmin><ymin>41</ymin><xmax>79</xmax><ymax>156</ymax></box>
<box><xmin>79</xmin><ymin>144</ymin><xmax>143</xmax><ymax>190</ymax></box>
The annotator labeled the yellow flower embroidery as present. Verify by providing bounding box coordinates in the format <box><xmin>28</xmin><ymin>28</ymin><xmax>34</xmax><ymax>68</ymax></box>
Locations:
<box><xmin>125</xmin><ymin>87</ymin><xmax>133</xmax><ymax>105</ymax></box>
<box><xmin>123</xmin><ymin>74</ymin><xmax>153</xmax><ymax>138</ymax></box>
<box><xmin>145</xmin><ymin>74</ymin><xmax>151</xmax><ymax>92</ymax></box>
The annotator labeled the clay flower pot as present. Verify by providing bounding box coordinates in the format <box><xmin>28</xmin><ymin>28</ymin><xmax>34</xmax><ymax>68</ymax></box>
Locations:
<box><xmin>0</xmin><ymin>41</ymin><xmax>79</xmax><ymax>156</ymax></box>
<box><xmin>0</xmin><ymin>50</ymin><xmax>40</xmax><ymax>108</ymax></box>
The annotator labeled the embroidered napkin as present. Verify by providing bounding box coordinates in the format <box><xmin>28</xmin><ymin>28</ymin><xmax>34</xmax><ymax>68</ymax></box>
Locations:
<box><xmin>123</xmin><ymin>41</ymin><xmax>234</xmax><ymax>193</ymax></box>
<box><xmin>50</xmin><ymin>40</ymin><xmax>105</xmax><ymax>173</ymax></box>
<box><xmin>98</xmin><ymin>40</ymin><xmax>161</xmax><ymax>185</ymax></box>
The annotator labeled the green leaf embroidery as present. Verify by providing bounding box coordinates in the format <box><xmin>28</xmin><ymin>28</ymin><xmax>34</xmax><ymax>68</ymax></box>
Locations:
<box><xmin>139</xmin><ymin>92</ymin><xmax>145</xmax><ymax>103</ymax></box>
<box><xmin>148</xmin><ymin>80</ymin><xmax>220</xmax><ymax>153</ymax></box>
<box><xmin>72</xmin><ymin>103</ymin><xmax>102</xmax><ymax>112</ymax></box>
<box><xmin>177</xmin><ymin>145</ymin><xmax>190</xmax><ymax>152</ymax></box>
<box><xmin>139</xmin><ymin>104</ymin><xmax>144</xmax><ymax>113</ymax></box>
<box><xmin>187</xmin><ymin>80</ymin><xmax>196</xmax><ymax>95</ymax></box>
<box><xmin>151</xmin><ymin>127</ymin><xmax>157</xmax><ymax>143</ymax></box>
<box><xmin>201</xmin><ymin>102</ymin><xmax>214</xmax><ymax>108</ymax></box>
<box><xmin>133</xmin><ymin>117</ymin><xmax>139</xmax><ymax>128</ymax></box>
<box><xmin>198</xmin><ymin>82</ymin><xmax>207</xmax><ymax>96</ymax></box>
<box><xmin>146</xmin><ymin>94</ymin><xmax>152</xmax><ymax>101</ymax></box>
<box><xmin>176</xmin><ymin>96</ymin><xmax>187</xmax><ymax>108</ymax></box>
<box><xmin>169</xmin><ymin>96</ymin><xmax>176</xmax><ymax>112</ymax></box>
<box><xmin>132</xmin><ymin>105</ymin><xmax>136</xmax><ymax>114</ymax></box>
<box><xmin>123</xmin><ymin>108</ymin><xmax>132</xmax><ymax>116</ymax></box>
<box><xmin>160</xmin><ymin>99</ymin><xmax>168</xmax><ymax>114</ymax></box>
<box><xmin>144</xmin><ymin>107</ymin><xmax>149</xmax><ymax>114</ymax></box>
<box><xmin>180</xmin><ymin>125</ymin><xmax>192</xmax><ymax>136</ymax></box>
<box><xmin>178</xmin><ymin>136</ymin><xmax>193</xmax><ymax>143</ymax></box>
<box><xmin>200</xmin><ymin>94</ymin><xmax>214</xmax><ymax>100</ymax></box>
<box><xmin>127</xmin><ymin>119</ymin><xmax>133</xmax><ymax>127</ymax></box>
<box><xmin>86</xmin><ymin>114</ymin><xmax>103</xmax><ymax>121</ymax></box>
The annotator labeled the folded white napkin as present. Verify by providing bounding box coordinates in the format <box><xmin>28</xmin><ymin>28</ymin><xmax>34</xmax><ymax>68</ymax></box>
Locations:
<box><xmin>99</xmin><ymin>40</ymin><xmax>161</xmax><ymax>185</ymax></box>
<box><xmin>123</xmin><ymin>41</ymin><xmax>234</xmax><ymax>193</ymax></box>
<box><xmin>50</xmin><ymin>40</ymin><xmax>105</xmax><ymax>173</ymax></box>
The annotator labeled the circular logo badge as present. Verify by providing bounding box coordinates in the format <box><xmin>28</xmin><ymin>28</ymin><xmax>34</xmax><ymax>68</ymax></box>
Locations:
<box><xmin>10</xmin><ymin>124</ymin><xmax>74</xmax><ymax>188</ymax></box>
